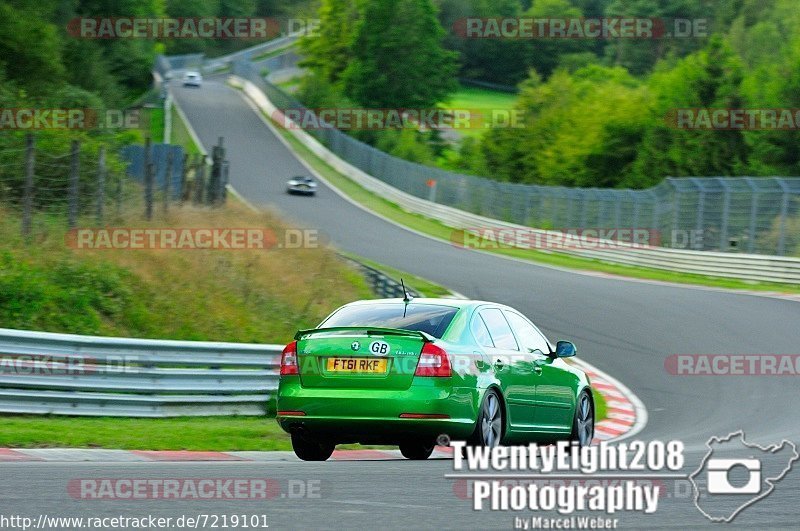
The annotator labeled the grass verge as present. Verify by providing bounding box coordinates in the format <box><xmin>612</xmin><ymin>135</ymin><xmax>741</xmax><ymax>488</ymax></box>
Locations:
<box><xmin>170</xmin><ymin>103</ymin><xmax>202</xmax><ymax>155</ymax></box>
<box><xmin>443</xmin><ymin>84</ymin><xmax>518</xmax><ymax>139</ymax></box>
<box><xmin>338</xmin><ymin>251</ymin><xmax>454</xmax><ymax>298</ymax></box>
<box><xmin>592</xmin><ymin>389</ymin><xmax>608</xmax><ymax>423</ymax></box>
<box><xmin>139</xmin><ymin>107</ymin><xmax>164</xmax><ymax>142</ymax></box>
<box><xmin>0</xmin><ymin>416</ymin><xmax>292</xmax><ymax>451</ymax></box>
<box><xmin>268</xmin><ymin>115</ymin><xmax>800</xmax><ymax>294</ymax></box>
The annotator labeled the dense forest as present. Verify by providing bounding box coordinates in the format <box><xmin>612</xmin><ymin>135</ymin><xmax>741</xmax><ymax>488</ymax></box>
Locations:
<box><xmin>0</xmin><ymin>0</ymin><xmax>311</xmax><ymax>166</ymax></box>
<box><xmin>0</xmin><ymin>0</ymin><xmax>311</xmax><ymax>107</ymax></box>
<box><xmin>2</xmin><ymin>0</ymin><xmax>799</xmax><ymax>189</ymax></box>
<box><xmin>297</xmin><ymin>0</ymin><xmax>800</xmax><ymax>188</ymax></box>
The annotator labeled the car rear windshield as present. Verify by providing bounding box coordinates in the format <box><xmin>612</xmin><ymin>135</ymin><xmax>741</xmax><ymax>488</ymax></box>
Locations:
<box><xmin>320</xmin><ymin>303</ymin><xmax>458</xmax><ymax>339</ymax></box>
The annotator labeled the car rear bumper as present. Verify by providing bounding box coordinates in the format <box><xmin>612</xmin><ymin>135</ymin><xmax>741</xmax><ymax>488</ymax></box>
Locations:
<box><xmin>276</xmin><ymin>379</ymin><xmax>479</xmax><ymax>443</ymax></box>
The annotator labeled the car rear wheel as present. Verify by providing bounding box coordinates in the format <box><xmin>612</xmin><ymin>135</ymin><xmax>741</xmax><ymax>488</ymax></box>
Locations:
<box><xmin>570</xmin><ymin>391</ymin><xmax>594</xmax><ymax>447</ymax></box>
<box><xmin>399</xmin><ymin>441</ymin><xmax>435</xmax><ymax>460</ymax></box>
<box><xmin>290</xmin><ymin>433</ymin><xmax>335</xmax><ymax>461</ymax></box>
<box><xmin>469</xmin><ymin>389</ymin><xmax>503</xmax><ymax>447</ymax></box>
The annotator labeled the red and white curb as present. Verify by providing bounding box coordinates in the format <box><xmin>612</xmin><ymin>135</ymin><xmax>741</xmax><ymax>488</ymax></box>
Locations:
<box><xmin>567</xmin><ymin>357</ymin><xmax>647</xmax><ymax>443</ymax></box>
<box><xmin>0</xmin><ymin>447</ymin><xmax>454</xmax><ymax>463</ymax></box>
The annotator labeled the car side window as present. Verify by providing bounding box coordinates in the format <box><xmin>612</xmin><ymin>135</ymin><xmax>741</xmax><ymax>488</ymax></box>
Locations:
<box><xmin>479</xmin><ymin>308</ymin><xmax>519</xmax><ymax>351</ymax></box>
<box><xmin>471</xmin><ymin>314</ymin><xmax>495</xmax><ymax>348</ymax></box>
<box><xmin>504</xmin><ymin>311</ymin><xmax>551</xmax><ymax>355</ymax></box>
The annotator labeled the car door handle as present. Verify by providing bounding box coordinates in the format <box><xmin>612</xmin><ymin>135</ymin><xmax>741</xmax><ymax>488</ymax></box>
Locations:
<box><xmin>533</xmin><ymin>365</ymin><xmax>543</xmax><ymax>375</ymax></box>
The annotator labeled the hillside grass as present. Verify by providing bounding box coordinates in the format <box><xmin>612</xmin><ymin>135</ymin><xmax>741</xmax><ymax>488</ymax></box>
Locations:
<box><xmin>169</xmin><ymin>103</ymin><xmax>202</xmax><ymax>155</ymax></box>
<box><xmin>0</xmin><ymin>201</ymin><xmax>372</xmax><ymax>341</ymax></box>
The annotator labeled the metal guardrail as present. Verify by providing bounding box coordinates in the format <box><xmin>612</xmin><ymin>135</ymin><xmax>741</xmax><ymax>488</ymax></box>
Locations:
<box><xmin>155</xmin><ymin>34</ymin><xmax>300</xmax><ymax>79</ymax></box>
<box><xmin>232</xmin><ymin>74</ymin><xmax>800</xmax><ymax>285</ymax></box>
<box><xmin>0</xmin><ymin>328</ymin><xmax>282</xmax><ymax>417</ymax></box>
<box><xmin>203</xmin><ymin>34</ymin><xmax>300</xmax><ymax>73</ymax></box>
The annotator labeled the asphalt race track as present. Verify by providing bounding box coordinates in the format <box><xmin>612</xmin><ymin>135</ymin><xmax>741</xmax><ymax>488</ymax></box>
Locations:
<box><xmin>3</xmin><ymin>78</ymin><xmax>797</xmax><ymax>530</ymax></box>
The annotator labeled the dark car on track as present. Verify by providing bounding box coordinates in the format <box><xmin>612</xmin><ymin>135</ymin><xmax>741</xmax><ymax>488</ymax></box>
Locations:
<box><xmin>286</xmin><ymin>176</ymin><xmax>318</xmax><ymax>196</ymax></box>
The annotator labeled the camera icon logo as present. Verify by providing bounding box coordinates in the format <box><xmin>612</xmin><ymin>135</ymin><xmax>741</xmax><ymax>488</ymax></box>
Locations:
<box><xmin>689</xmin><ymin>430</ymin><xmax>798</xmax><ymax>522</ymax></box>
<box><xmin>706</xmin><ymin>458</ymin><xmax>761</xmax><ymax>494</ymax></box>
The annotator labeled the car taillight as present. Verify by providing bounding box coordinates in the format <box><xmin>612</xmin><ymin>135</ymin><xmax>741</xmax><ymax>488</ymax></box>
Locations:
<box><xmin>414</xmin><ymin>343</ymin><xmax>451</xmax><ymax>377</ymax></box>
<box><xmin>280</xmin><ymin>340</ymin><xmax>299</xmax><ymax>376</ymax></box>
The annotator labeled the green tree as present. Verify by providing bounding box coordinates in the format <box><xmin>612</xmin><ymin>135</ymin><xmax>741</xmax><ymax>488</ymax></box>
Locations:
<box><xmin>478</xmin><ymin>65</ymin><xmax>649</xmax><ymax>186</ymax></box>
<box><xmin>298</xmin><ymin>0</ymin><xmax>360</xmax><ymax>85</ymax></box>
<box><xmin>632</xmin><ymin>35</ymin><xmax>748</xmax><ymax>182</ymax></box>
<box><xmin>602</xmin><ymin>0</ymin><xmax>708</xmax><ymax>75</ymax></box>
<box><xmin>437</xmin><ymin>0</ymin><xmax>529</xmax><ymax>85</ymax></box>
<box><xmin>343</xmin><ymin>0</ymin><xmax>459</xmax><ymax>108</ymax></box>
<box><xmin>523</xmin><ymin>0</ymin><xmax>590</xmax><ymax>79</ymax></box>
<box><xmin>0</xmin><ymin>2</ymin><xmax>65</xmax><ymax>96</ymax></box>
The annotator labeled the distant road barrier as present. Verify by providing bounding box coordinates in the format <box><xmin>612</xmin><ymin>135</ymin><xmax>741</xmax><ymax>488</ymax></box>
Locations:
<box><xmin>155</xmin><ymin>34</ymin><xmax>300</xmax><ymax>78</ymax></box>
<box><xmin>229</xmin><ymin>73</ymin><xmax>800</xmax><ymax>285</ymax></box>
<box><xmin>0</xmin><ymin>328</ymin><xmax>282</xmax><ymax>417</ymax></box>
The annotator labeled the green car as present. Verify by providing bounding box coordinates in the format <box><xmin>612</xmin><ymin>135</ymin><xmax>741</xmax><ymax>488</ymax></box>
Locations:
<box><xmin>277</xmin><ymin>297</ymin><xmax>594</xmax><ymax>461</ymax></box>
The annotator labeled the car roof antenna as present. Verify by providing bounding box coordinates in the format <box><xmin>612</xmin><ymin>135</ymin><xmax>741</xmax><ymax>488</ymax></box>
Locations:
<box><xmin>401</xmin><ymin>278</ymin><xmax>412</xmax><ymax>317</ymax></box>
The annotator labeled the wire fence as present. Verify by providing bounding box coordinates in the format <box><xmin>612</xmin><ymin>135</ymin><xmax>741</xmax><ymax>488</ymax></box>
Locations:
<box><xmin>0</xmin><ymin>134</ymin><xmax>230</xmax><ymax>238</ymax></box>
<box><xmin>229</xmin><ymin>59</ymin><xmax>800</xmax><ymax>257</ymax></box>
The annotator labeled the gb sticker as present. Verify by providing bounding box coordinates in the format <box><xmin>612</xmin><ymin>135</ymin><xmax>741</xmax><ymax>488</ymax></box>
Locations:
<box><xmin>369</xmin><ymin>340</ymin><xmax>390</xmax><ymax>356</ymax></box>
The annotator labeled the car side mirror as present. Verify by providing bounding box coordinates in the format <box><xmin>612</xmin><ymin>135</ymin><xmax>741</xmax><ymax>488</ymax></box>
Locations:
<box><xmin>555</xmin><ymin>340</ymin><xmax>577</xmax><ymax>358</ymax></box>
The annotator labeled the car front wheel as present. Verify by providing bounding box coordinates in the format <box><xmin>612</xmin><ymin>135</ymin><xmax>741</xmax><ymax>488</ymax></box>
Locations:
<box><xmin>470</xmin><ymin>389</ymin><xmax>503</xmax><ymax>447</ymax></box>
<box><xmin>570</xmin><ymin>390</ymin><xmax>594</xmax><ymax>447</ymax></box>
